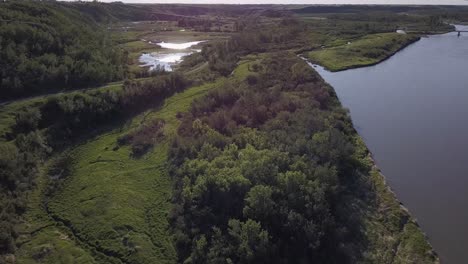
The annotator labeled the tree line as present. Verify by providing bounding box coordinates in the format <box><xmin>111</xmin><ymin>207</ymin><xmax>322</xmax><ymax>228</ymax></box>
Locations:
<box><xmin>0</xmin><ymin>1</ymin><xmax>128</xmax><ymax>100</ymax></box>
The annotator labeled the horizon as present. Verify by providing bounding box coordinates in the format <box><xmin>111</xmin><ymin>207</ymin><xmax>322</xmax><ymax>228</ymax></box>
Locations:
<box><xmin>61</xmin><ymin>0</ymin><xmax>468</xmax><ymax>6</ymax></box>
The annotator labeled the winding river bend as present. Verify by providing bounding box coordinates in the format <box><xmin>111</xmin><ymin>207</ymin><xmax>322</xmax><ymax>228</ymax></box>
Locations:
<box><xmin>312</xmin><ymin>26</ymin><xmax>468</xmax><ymax>263</ymax></box>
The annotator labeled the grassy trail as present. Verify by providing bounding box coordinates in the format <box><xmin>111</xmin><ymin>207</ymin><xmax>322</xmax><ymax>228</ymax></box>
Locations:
<box><xmin>15</xmin><ymin>158</ymin><xmax>99</xmax><ymax>264</ymax></box>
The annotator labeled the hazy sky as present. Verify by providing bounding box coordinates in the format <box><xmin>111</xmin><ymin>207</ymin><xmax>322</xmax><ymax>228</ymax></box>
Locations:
<box><xmin>63</xmin><ymin>0</ymin><xmax>468</xmax><ymax>5</ymax></box>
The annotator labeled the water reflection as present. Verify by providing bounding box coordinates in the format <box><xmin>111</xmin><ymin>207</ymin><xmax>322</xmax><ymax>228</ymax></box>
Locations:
<box><xmin>156</xmin><ymin>41</ymin><xmax>204</xmax><ymax>50</ymax></box>
<box><xmin>139</xmin><ymin>41</ymin><xmax>204</xmax><ymax>71</ymax></box>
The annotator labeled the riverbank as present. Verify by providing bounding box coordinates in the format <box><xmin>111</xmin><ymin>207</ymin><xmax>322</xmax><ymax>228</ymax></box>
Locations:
<box><xmin>305</xmin><ymin>46</ymin><xmax>440</xmax><ymax>262</ymax></box>
<box><xmin>305</xmin><ymin>33</ymin><xmax>421</xmax><ymax>72</ymax></box>
<box><xmin>353</xmin><ymin>137</ymin><xmax>439</xmax><ymax>263</ymax></box>
<box><xmin>308</xmin><ymin>30</ymin><xmax>468</xmax><ymax>262</ymax></box>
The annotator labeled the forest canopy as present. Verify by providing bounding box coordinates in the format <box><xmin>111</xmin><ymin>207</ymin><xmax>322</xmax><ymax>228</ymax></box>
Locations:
<box><xmin>169</xmin><ymin>53</ymin><xmax>369</xmax><ymax>263</ymax></box>
<box><xmin>0</xmin><ymin>1</ymin><xmax>128</xmax><ymax>100</ymax></box>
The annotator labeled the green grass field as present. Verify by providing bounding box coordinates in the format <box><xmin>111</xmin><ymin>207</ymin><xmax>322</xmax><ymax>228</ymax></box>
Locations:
<box><xmin>307</xmin><ymin>33</ymin><xmax>420</xmax><ymax>71</ymax></box>
<box><xmin>15</xmin><ymin>81</ymin><xmax>219</xmax><ymax>263</ymax></box>
<box><xmin>14</xmin><ymin>157</ymin><xmax>99</xmax><ymax>264</ymax></box>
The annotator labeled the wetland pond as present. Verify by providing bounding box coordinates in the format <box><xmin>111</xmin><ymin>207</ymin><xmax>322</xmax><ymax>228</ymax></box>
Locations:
<box><xmin>139</xmin><ymin>40</ymin><xmax>204</xmax><ymax>71</ymax></box>
<box><xmin>311</xmin><ymin>25</ymin><xmax>468</xmax><ymax>263</ymax></box>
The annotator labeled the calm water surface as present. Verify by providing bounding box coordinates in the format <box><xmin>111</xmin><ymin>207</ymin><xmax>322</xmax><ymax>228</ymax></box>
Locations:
<box><xmin>139</xmin><ymin>41</ymin><xmax>204</xmax><ymax>71</ymax></box>
<box><xmin>313</xmin><ymin>26</ymin><xmax>468</xmax><ymax>263</ymax></box>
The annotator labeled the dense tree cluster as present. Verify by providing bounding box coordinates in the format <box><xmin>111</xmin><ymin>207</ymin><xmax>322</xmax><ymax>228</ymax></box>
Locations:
<box><xmin>169</xmin><ymin>53</ymin><xmax>372</xmax><ymax>263</ymax></box>
<box><xmin>0</xmin><ymin>1</ymin><xmax>127</xmax><ymax>100</ymax></box>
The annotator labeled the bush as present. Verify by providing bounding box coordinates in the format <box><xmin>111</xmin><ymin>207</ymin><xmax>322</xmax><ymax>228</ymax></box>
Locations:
<box><xmin>118</xmin><ymin>118</ymin><xmax>165</xmax><ymax>156</ymax></box>
<box><xmin>13</xmin><ymin>108</ymin><xmax>41</xmax><ymax>134</ymax></box>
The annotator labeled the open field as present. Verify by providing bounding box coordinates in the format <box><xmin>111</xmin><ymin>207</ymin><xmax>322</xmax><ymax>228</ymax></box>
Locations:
<box><xmin>306</xmin><ymin>33</ymin><xmax>420</xmax><ymax>71</ymax></box>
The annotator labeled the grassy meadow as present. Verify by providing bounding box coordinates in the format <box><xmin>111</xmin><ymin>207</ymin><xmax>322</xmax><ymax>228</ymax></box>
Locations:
<box><xmin>307</xmin><ymin>33</ymin><xmax>420</xmax><ymax>71</ymax></box>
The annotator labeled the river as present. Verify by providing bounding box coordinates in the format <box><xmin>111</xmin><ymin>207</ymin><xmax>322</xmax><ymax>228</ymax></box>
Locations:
<box><xmin>311</xmin><ymin>25</ymin><xmax>468</xmax><ymax>263</ymax></box>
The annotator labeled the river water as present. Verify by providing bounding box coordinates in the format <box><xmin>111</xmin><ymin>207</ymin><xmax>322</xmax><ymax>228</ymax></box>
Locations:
<box><xmin>312</xmin><ymin>25</ymin><xmax>468</xmax><ymax>263</ymax></box>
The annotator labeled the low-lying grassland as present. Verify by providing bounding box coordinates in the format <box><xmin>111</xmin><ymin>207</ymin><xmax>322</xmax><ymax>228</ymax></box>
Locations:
<box><xmin>306</xmin><ymin>33</ymin><xmax>420</xmax><ymax>71</ymax></box>
<box><xmin>14</xmin><ymin>158</ymin><xmax>99</xmax><ymax>263</ymax></box>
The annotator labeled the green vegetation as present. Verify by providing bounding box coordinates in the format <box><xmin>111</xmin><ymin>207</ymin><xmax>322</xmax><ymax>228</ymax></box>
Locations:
<box><xmin>121</xmin><ymin>40</ymin><xmax>159</xmax><ymax>77</ymax></box>
<box><xmin>0</xmin><ymin>71</ymin><xmax>188</xmax><ymax>261</ymax></box>
<box><xmin>14</xmin><ymin>157</ymin><xmax>98</xmax><ymax>264</ymax></box>
<box><xmin>12</xmin><ymin>76</ymin><xmax>224</xmax><ymax>263</ymax></box>
<box><xmin>294</xmin><ymin>5</ymin><xmax>459</xmax><ymax>35</ymax></box>
<box><xmin>3</xmin><ymin>2</ymin><xmax>464</xmax><ymax>263</ymax></box>
<box><xmin>15</xmin><ymin>77</ymin><xmax>230</xmax><ymax>263</ymax></box>
<box><xmin>0</xmin><ymin>82</ymin><xmax>122</xmax><ymax>141</ymax></box>
<box><xmin>307</xmin><ymin>33</ymin><xmax>420</xmax><ymax>71</ymax></box>
<box><xmin>0</xmin><ymin>1</ymin><xmax>128</xmax><ymax>100</ymax></box>
<box><xmin>168</xmin><ymin>52</ymin><xmax>437</xmax><ymax>263</ymax></box>
<box><xmin>360</xmin><ymin>166</ymin><xmax>437</xmax><ymax>264</ymax></box>
<box><xmin>294</xmin><ymin>5</ymin><xmax>466</xmax><ymax>71</ymax></box>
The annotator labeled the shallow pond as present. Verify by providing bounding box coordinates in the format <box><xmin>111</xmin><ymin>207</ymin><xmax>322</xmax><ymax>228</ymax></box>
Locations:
<box><xmin>139</xmin><ymin>41</ymin><xmax>204</xmax><ymax>71</ymax></box>
<box><xmin>311</xmin><ymin>25</ymin><xmax>468</xmax><ymax>263</ymax></box>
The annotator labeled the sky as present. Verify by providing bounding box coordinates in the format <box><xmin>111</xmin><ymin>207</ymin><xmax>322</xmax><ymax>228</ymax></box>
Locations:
<box><xmin>62</xmin><ymin>0</ymin><xmax>468</xmax><ymax>5</ymax></box>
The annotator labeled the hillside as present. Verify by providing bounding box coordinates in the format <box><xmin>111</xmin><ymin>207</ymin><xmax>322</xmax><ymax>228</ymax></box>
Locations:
<box><xmin>0</xmin><ymin>1</ymin><xmax>128</xmax><ymax>101</ymax></box>
<box><xmin>3</xmin><ymin>2</ymin><xmax>465</xmax><ymax>263</ymax></box>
